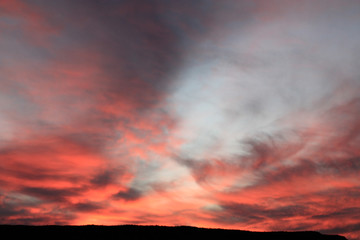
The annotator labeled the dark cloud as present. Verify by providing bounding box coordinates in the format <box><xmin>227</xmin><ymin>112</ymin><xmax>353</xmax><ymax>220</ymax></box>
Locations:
<box><xmin>319</xmin><ymin>223</ymin><xmax>360</xmax><ymax>235</ymax></box>
<box><xmin>113</xmin><ymin>188</ymin><xmax>142</xmax><ymax>201</ymax></box>
<box><xmin>90</xmin><ymin>170</ymin><xmax>117</xmax><ymax>187</ymax></box>
<box><xmin>317</xmin><ymin>187</ymin><xmax>360</xmax><ymax>200</ymax></box>
<box><xmin>21</xmin><ymin>187</ymin><xmax>79</xmax><ymax>203</ymax></box>
<box><xmin>0</xmin><ymin>203</ymin><xmax>26</xmax><ymax>218</ymax></box>
<box><xmin>26</xmin><ymin>0</ymin><xmax>207</xmax><ymax>96</ymax></box>
<box><xmin>174</xmin><ymin>156</ymin><xmax>238</xmax><ymax>186</ymax></box>
<box><xmin>271</xmin><ymin>187</ymin><xmax>360</xmax><ymax>211</ymax></box>
<box><xmin>312</xmin><ymin>208</ymin><xmax>360</xmax><ymax>220</ymax></box>
<box><xmin>211</xmin><ymin>203</ymin><xmax>310</xmax><ymax>225</ymax></box>
<box><xmin>21</xmin><ymin>0</ymin><xmax>255</xmax><ymax>104</ymax></box>
<box><xmin>71</xmin><ymin>202</ymin><xmax>104</xmax><ymax>212</ymax></box>
<box><xmin>2</xmin><ymin>215</ymin><xmax>74</xmax><ymax>225</ymax></box>
<box><xmin>248</xmin><ymin>157</ymin><xmax>359</xmax><ymax>190</ymax></box>
<box><xmin>0</xmin><ymin>135</ymin><xmax>102</xmax><ymax>157</ymax></box>
<box><xmin>0</xmin><ymin>193</ymin><xmax>75</xmax><ymax>225</ymax></box>
<box><xmin>174</xmin><ymin>157</ymin><xmax>207</xmax><ymax>183</ymax></box>
<box><xmin>239</xmin><ymin>132</ymin><xmax>306</xmax><ymax>170</ymax></box>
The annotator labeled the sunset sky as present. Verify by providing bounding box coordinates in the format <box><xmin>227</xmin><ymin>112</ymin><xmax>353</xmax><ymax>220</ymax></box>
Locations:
<box><xmin>0</xmin><ymin>0</ymin><xmax>360</xmax><ymax>239</ymax></box>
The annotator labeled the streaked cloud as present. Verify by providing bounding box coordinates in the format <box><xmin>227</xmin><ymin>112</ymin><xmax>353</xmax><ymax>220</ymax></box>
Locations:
<box><xmin>0</xmin><ymin>0</ymin><xmax>359</xmax><ymax>239</ymax></box>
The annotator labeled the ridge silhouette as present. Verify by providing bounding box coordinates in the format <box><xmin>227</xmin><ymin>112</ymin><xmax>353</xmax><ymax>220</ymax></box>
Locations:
<box><xmin>0</xmin><ymin>225</ymin><xmax>347</xmax><ymax>240</ymax></box>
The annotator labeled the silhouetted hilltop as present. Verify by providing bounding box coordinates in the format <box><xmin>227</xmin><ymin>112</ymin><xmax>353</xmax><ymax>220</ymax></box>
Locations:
<box><xmin>0</xmin><ymin>225</ymin><xmax>347</xmax><ymax>240</ymax></box>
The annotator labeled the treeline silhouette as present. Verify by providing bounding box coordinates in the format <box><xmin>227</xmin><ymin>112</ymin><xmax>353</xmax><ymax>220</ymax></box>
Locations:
<box><xmin>0</xmin><ymin>225</ymin><xmax>347</xmax><ymax>240</ymax></box>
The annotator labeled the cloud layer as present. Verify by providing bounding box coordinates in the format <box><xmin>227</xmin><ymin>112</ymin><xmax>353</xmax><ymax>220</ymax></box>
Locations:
<box><xmin>1</xmin><ymin>0</ymin><xmax>360</xmax><ymax>239</ymax></box>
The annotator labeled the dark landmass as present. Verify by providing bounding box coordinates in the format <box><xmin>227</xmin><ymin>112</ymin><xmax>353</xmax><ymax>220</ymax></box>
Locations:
<box><xmin>0</xmin><ymin>225</ymin><xmax>347</xmax><ymax>240</ymax></box>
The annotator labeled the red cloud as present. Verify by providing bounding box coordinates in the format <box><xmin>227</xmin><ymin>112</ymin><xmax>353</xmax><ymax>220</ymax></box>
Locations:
<box><xmin>0</xmin><ymin>1</ymin><xmax>359</xmax><ymax>240</ymax></box>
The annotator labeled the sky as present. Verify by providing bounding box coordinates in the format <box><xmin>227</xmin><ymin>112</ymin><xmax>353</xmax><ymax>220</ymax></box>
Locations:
<box><xmin>0</xmin><ymin>0</ymin><xmax>360</xmax><ymax>239</ymax></box>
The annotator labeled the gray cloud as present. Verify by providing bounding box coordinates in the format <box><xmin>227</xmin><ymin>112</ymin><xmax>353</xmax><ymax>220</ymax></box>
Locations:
<box><xmin>312</xmin><ymin>208</ymin><xmax>360</xmax><ymax>220</ymax></box>
<box><xmin>113</xmin><ymin>188</ymin><xmax>143</xmax><ymax>201</ymax></box>
<box><xmin>319</xmin><ymin>223</ymin><xmax>360</xmax><ymax>235</ymax></box>
<box><xmin>0</xmin><ymin>203</ymin><xmax>27</xmax><ymax>218</ymax></box>
<box><xmin>210</xmin><ymin>202</ymin><xmax>310</xmax><ymax>225</ymax></box>
<box><xmin>90</xmin><ymin>169</ymin><xmax>123</xmax><ymax>188</ymax></box>
<box><xmin>0</xmin><ymin>1</ymin><xmax>359</xmax><ymax>239</ymax></box>
<box><xmin>21</xmin><ymin>187</ymin><xmax>80</xmax><ymax>203</ymax></box>
<box><xmin>71</xmin><ymin>202</ymin><xmax>104</xmax><ymax>212</ymax></box>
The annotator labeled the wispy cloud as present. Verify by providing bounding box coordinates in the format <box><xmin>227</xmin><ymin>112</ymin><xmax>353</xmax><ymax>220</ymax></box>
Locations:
<box><xmin>0</xmin><ymin>0</ymin><xmax>359</xmax><ymax>239</ymax></box>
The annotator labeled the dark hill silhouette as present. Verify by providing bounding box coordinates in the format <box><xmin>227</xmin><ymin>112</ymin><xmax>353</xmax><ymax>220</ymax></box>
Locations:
<box><xmin>0</xmin><ymin>225</ymin><xmax>347</xmax><ymax>240</ymax></box>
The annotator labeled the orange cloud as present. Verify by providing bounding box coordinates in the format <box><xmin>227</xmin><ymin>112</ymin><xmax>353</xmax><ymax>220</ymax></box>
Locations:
<box><xmin>1</xmin><ymin>1</ymin><xmax>359</xmax><ymax>240</ymax></box>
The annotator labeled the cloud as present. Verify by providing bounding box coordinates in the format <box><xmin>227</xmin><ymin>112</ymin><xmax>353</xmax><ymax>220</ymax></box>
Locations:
<box><xmin>210</xmin><ymin>202</ymin><xmax>310</xmax><ymax>225</ymax></box>
<box><xmin>0</xmin><ymin>0</ymin><xmax>360</xmax><ymax>239</ymax></box>
<box><xmin>21</xmin><ymin>187</ymin><xmax>80</xmax><ymax>203</ymax></box>
<box><xmin>320</xmin><ymin>223</ymin><xmax>360</xmax><ymax>235</ymax></box>
<box><xmin>312</xmin><ymin>208</ymin><xmax>360</xmax><ymax>221</ymax></box>
<box><xmin>0</xmin><ymin>136</ymin><xmax>108</xmax><ymax>187</ymax></box>
<box><xmin>71</xmin><ymin>202</ymin><xmax>104</xmax><ymax>212</ymax></box>
<box><xmin>0</xmin><ymin>202</ymin><xmax>26</xmax><ymax>218</ymax></box>
<box><xmin>172</xmin><ymin>92</ymin><xmax>360</xmax><ymax>238</ymax></box>
<box><xmin>0</xmin><ymin>192</ymin><xmax>75</xmax><ymax>225</ymax></box>
<box><xmin>113</xmin><ymin>188</ymin><xmax>143</xmax><ymax>202</ymax></box>
<box><xmin>90</xmin><ymin>170</ymin><xmax>119</xmax><ymax>188</ymax></box>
